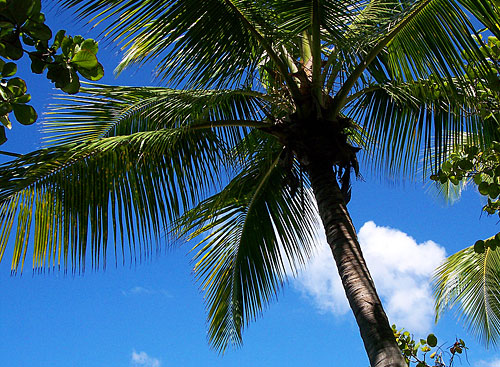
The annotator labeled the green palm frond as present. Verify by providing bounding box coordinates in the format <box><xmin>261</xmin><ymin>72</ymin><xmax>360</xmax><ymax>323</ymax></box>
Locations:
<box><xmin>382</xmin><ymin>0</ymin><xmax>488</xmax><ymax>83</ymax></box>
<box><xmin>425</xmin><ymin>173</ymin><xmax>466</xmax><ymax>204</ymax></box>
<box><xmin>0</xmin><ymin>127</ymin><xmax>226</xmax><ymax>273</ymax></box>
<box><xmin>58</xmin><ymin>0</ymin><xmax>298</xmax><ymax>89</ymax></box>
<box><xmin>433</xmin><ymin>245</ymin><xmax>500</xmax><ymax>347</ymax></box>
<box><xmin>273</xmin><ymin>0</ymin><xmax>360</xmax><ymax>38</ymax></box>
<box><xmin>460</xmin><ymin>0</ymin><xmax>500</xmax><ymax>39</ymax></box>
<box><xmin>176</xmin><ymin>132</ymin><xmax>318</xmax><ymax>351</ymax></box>
<box><xmin>44</xmin><ymin>84</ymin><xmax>271</xmax><ymax>146</ymax></box>
<box><xmin>348</xmin><ymin>78</ymin><xmax>495</xmax><ymax>177</ymax></box>
<box><xmin>331</xmin><ymin>0</ymin><xmax>491</xmax><ymax>116</ymax></box>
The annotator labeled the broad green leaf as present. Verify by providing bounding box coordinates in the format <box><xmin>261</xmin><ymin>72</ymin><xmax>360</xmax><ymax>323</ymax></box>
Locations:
<box><xmin>7</xmin><ymin>78</ymin><xmax>27</xmax><ymax>97</ymax></box>
<box><xmin>426</xmin><ymin>334</ymin><xmax>437</xmax><ymax>347</ymax></box>
<box><xmin>29</xmin><ymin>53</ymin><xmax>46</xmax><ymax>74</ymax></box>
<box><xmin>12</xmin><ymin>103</ymin><xmax>37</xmax><ymax>125</ymax></box>
<box><xmin>14</xmin><ymin>94</ymin><xmax>31</xmax><ymax>103</ymax></box>
<box><xmin>475</xmin><ymin>240</ymin><xmax>486</xmax><ymax>254</ymax></box>
<box><xmin>8</xmin><ymin>0</ymin><xmax>33</xmax><ymax>25</ymax></box>
<box><xmin>61</xmin><ymin>36</ymin><xmax>74</xmax><ymax>56</ymax></box>
<box><xmin>77</xmin><ymin>62</ymin><xmax>104</xmax><ymax>81</ymax></box>
<box><xmin>79</xmin><ymin>39</ymin><xmax>98</xmax><ymax>55</ymax></box>
<box><xmin>47</xmin><ymin>64</ymin><xmax>70</xmax><ymax>86</ymax></box>
<box><xmin>1</xmin><ymin>62</ymin><xmax>16</xmax><ymax>77</ymax></box>
<box><xmin>71</xmin><ymin>50</ymin><xmax>98</xmax><ymax>69</ymax></box>
<box><xmin>60</xmin><ymin>70</ymin><xmax>80</xmax><ymax>94</ymax></box>
<box><xmin>0</xmin><ymin>102</ymin><xmax>12</xmax><ymax>116</ymax></box>
<box><xmin>52</xmin><ymin>30</ymin><xmax>66</xmax><ymax>50</ymax></box>
<box><xmin>23</xmin><ymin>22</ymin><xmax>52</xmax><ymax>41</ymax></box>
<box><xmin>1</xmin><ymin>35</ymin><xmax>23</xmax><ymax>60</ymax></box>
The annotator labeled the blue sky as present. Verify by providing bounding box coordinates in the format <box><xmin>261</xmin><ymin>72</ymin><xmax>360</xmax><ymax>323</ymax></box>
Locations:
<box><xmin>1</xmin><ymin>3</ymin><xmax>500</xmax><ymax>367</ymax></box>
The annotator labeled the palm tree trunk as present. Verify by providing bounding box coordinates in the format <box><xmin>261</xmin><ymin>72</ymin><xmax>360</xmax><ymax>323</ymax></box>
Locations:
<box><xmin>306</xmin><ymin>161</ymin><xmax>406</xmax><ymax>367</ymax></box>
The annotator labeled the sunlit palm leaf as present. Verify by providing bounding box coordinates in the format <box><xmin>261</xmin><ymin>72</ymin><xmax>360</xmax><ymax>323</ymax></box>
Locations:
<box><xmin>433</xmin><ymin>245</ymin><xmax>500</xmax><ymax>347</ymax></box>
<box><xmin>274</xmin><ymin>0</ymin><xmax>360</xmax><ymax>38</ymax></box>
<box><xmin>460</xmin><ymin>0</ymin><xmax>500</xmax><ymax>39</ymax></box>
<box><xmin>0</xmin><ymin>128</ymin><xmax>226</xmax><ymax>273</ymax></box>
<box><xmin>176</xmin><ymin>132</ymin><xmax>318</xmax><ymax>350</ymax></box>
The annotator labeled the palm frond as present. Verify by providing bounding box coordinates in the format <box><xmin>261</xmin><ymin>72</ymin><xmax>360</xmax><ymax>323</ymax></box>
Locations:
<box><xmin>44</xmin><ymin>84</ymin><xmax>271</xmax><ymax>146</ymax></box>
<box><xmin>274</xmin><ymin>0</ymin><xmax>360</xmax><ymax>39</ymax></box>
<box><xmin>57</xmin><ymin>0</ymin><xmax>299</xmax><ymax>89</ymax></box>
<box><xmin>176</xmin><ymin>132</ymin><xmax>318</xmax><ymax>351</ymax></box>
<box><xmin>381</xmin><ymin>0</ymin><xmax>490</xmax><ymax>84</ymax></box>
<box><xmin>348</xmin><ymin>78</ymin><xmax>496</xmax><ymax>177</ymax></box>
<box><xmin>331</xmin><ymin>0</ymin><xmax>492</xmax><ymax>116</ymax></box>
<box><xmin>460</xmin><ymin>0</ymin><xmax>500</xmax><ymax>39</ymax></box>
<box><xmin>0</xmin><ymin>128</ymin><xmax>226</xmax><ymax>273</ymax></box>
<box><xmin>433</xmin><ymin>245</ymin><xmax>500</xmax><ymax>347</ymax></box>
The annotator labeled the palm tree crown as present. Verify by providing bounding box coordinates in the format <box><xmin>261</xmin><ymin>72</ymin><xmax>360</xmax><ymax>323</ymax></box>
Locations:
<box><xmin>2</xmin><ymin>0</ymin><xmax>500</xmax><ymax>365</ymax></box>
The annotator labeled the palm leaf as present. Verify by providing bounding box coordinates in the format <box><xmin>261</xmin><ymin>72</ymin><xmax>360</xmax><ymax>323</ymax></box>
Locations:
<box><xmin>331</xmin><ymin>0</ymin><xmax>492</xmax><ymax>115</ymax></box>
<box><xmin>44</xmin><ymin>84</ymin><xmax>271</xmax><ymax>146</ymax></box>
<box><xmin>0</xmin><ymin>127</ymin><xmax>226</xmax><ymax>273</ymax></box>
<box><xmin>176</xmin><ymin>132</ymin><xmax>318</xmax><ymax>351</ymax></box>
<box><xmin>433</xmin><ymin>245</ymin><xmax>500</xmax><ymax>347</ymax></box>
<box><xmin>57</xmin><ymin>0</ymin><xmax>303</xmax><ymax>91</ymax></box>
<box><xmin>348</xmin><ymin>77</ymin><xmax>497</xmax><ymax>177</ymax></box>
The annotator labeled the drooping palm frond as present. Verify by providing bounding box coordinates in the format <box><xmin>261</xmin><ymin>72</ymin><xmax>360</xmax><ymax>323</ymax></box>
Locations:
<box><xmin>44</xmin><ymin>84</ymin><xmax>271</xmax><ymax>146</ymax></box>
<box><xmin>330</xmin><ymin>0</ymin><xmax>493</xmax><ymax>117</ymax></box>
<box><xmin>0</xmin><ymin>127</ymin><xmax>227</xmax><ymax>273</ymax></box>
<box><xmin>57</xmin><ymin>0</ymin><xmax>303</xmax><ymax>90</ymax></box>
<box><xmin>347</xmin><ymin>77</ymin><xmax>497</xmax><ymax>177</ymax></box>
<box><xmin>460</xmin><ymin>0</ymin><xmax>500</xmax><ymax>39</ymax></box>
<box><xmin>382</xmin><ymin>0</ymin><xmax>488</xmax><ymax>82</ymax></box>
<box><xmin>433</xmin><ymin>245</ymin><xmax>500</xmax><ymax>347</ymax></box>
<box><xmin>176</xmin><ymin>132</ymin><xmax>318</xmax><ymax>351</ymax></box>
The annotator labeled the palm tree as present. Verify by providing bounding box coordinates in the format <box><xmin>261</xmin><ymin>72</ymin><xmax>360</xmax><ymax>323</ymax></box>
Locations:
<box><xmin>2</xmin><ymin>0</ymin><xmax>500</xmax><ymax>365</ymax></box>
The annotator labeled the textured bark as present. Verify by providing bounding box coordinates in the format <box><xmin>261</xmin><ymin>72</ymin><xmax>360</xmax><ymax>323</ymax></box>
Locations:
<box><xmin>307</xmin><ymin>161</ymin><xmax>406</xmax><ymax>367</ymax></box>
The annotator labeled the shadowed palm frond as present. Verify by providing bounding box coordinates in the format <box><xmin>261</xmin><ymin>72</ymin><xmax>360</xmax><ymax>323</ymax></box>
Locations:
<box><xmin>433</xmin><ymin>245</ymin><xmax>500</xmax><ymax>347</ymax></box>
<box><xmin>44</xmin><ymin>84</ymin><xmax>271</xmax><ymax>146</ymax></box>
<box><xmin>329</xmin><ymin>0</ymin><xmax>493</xmax><ymax>116</ymax></box>
<box><xmin>175</xmin><ymin>132</ymin><xmax>318</xmax><ymax>351</ymax></box>
<box><xmin>460</xmin><ymin>0</ymin><xmax>500</xmax><ymax>39</ymax></box>
<box><xmin>348</xmin><ymin>78</ymin><xmax>498</xmax><ymax>177</ymax></box>
<box><xmin>57</xmin><ymin>0</ymin><xmax>302</xmax><ymax>89</ymax></box>
<box><xmin>0</xmin><ymin>128</ymin><xmax>227</xmax><ymax>273</ymax></box>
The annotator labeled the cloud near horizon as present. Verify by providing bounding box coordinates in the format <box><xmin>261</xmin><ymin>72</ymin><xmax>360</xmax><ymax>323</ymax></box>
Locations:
<box><xmin>293</xmin><ymin>221</ymin><xmax>446</xmax><ymax>335</ymax></box>
<box><xmin>131</xmin><ymin>350</ymin><xmax>161</xmax><ymax>367</ymax></box>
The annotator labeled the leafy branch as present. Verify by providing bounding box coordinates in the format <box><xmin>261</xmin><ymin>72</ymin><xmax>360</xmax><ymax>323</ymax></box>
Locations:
<box><xmin>0</xmin><ymin>0</ymin><xmax>104</xmax><ymax>144</ymax></box>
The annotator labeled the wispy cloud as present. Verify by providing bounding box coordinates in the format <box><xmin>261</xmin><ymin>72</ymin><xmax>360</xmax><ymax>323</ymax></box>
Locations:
<box><xmin>131</xmin><ymin>350</ymin><xmax>161</xmax><ymax>367</ymax></box>
<box><xmin>475</xmin><ymin>358</ymin><xmax>500</xmax><ymax>367</ymax></box>
<box><xmin>293</xmin><ymin>221</ymin><xmax>446</xmax><ymax>335</ymax></box>
<box><xmin>122</xmin><ymin>286</ymin><xmax>172</xmax><ymax>297</ymax></box>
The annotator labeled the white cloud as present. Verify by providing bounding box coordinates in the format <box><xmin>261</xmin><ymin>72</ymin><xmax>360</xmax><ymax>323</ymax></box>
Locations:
<box><xmin>293</xmin><ymin>221</ymin><xmax>446</xmax><ymax>335</ymax></box>
<box><xmin>476</xmin><ymin>358</ymin><xmax>500</xmax><ymax>367</ymax></box>
<box><xmin>122</xmin><ymin>286</ymin><xmax>171</xmax><ymax>297</ymax></box>
<box><xmin>131</xmin><ymin>350</ymin><xmax>161</xmax><ymax>367</ymax></box>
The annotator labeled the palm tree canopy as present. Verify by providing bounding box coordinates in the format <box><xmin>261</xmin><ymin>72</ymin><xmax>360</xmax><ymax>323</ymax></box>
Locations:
<box><xmin>2</xmin><ymin>0</ymin><xmax>500</xmax><ymax>351</ymax></box>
